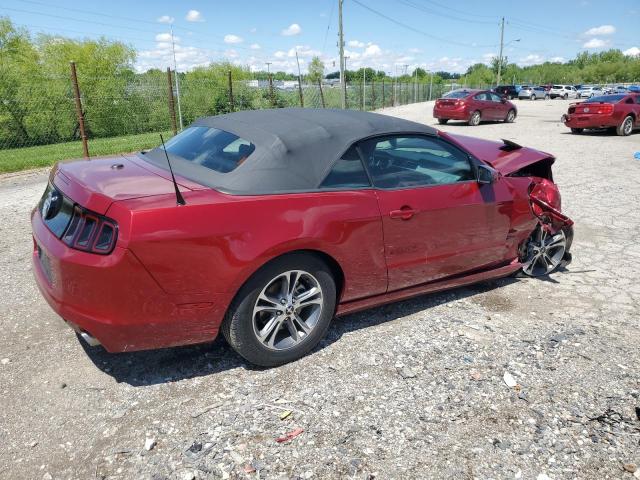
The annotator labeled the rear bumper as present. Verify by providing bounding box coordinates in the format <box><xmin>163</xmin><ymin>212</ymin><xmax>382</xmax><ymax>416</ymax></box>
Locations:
<box><xmin>562</xmin><ymin>113</ymin><xmax>616</xmax><ymax>129</ymax></box>
<box><xmin>433</xmin><ymin>106</ymin><xmax>469</xmax><ymax>120</ymax></box>
<box><xmin>31</xmin><ymin>210</ymin><xmax>227</xmax><ymax>352</ymax></box>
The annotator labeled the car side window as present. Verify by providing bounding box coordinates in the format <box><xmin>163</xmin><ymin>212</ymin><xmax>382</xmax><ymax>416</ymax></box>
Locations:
<box><xmin>319</xmin><ymin>145</ymin><xmax>371</xmax><ymax>189</ymax></box>
<box><xmin>636</xmin><ymin>96</ymin><xmax>640</xmax><ymax>105</ymax></box>
<box><xmin>489</xmin><ymin>93</ymin><xmax>503</xmax><ymax>102</ymax></box>
<box><xmin>358</xmin><ymin>135</ymin><xmax>474</xmax><ymax>189</ymax></box>
<box><xmin>474</xmin><ymin>93</ymin><xmax>488</xmax><ymax>101</ymax></box>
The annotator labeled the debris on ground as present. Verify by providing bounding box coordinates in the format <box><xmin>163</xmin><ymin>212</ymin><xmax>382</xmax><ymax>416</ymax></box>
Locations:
<box><xmin>144</xmin><ymin>438</ymin><xmax>157</xmax><ymax>451</ymax></box>
<box><xmin>503</xmin><ymin>371</ymin><xmax>518</xmax><ymax>388</ymax></box>
<box><xmin>276</xmin><ymin>427</ymin><xmax>304</xmax><ymax>443</ymax></box>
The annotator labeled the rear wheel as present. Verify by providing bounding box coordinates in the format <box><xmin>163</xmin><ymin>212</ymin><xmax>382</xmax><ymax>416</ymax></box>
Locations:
<box><xmin>570</xmin><ymin>128</ymin><xmax>583</xmax><ymax>134</ymax></box>
<box><xmin>563</xmin><ymin>93</ymin><xmax>568</xmax><ymax>100</ymax></box>
<box><xmin>531</xmin><ymin>94</ymin><xmax>536</xmax><ymax>101</ymax></box>
<box><xmin>505</xmin><ymin>109</ymin><xmax>516</xmax><ymax>123</ymax></box>
<box><xmin>521</xmin><ymin>227</ymin><xmax>568</xmax><ymax>277</ymax></box>
<box><xmin>616</xmin><ymin>115</ymin><xmax>634</xmax><ymax>136</ymax></box>
<box><xmin>222</xmin><ymin>254</ymin><xmax>336</xmax><ymax>367</ymax></box>
<box><xmin>437</xmin><ymin>118</ymin><xmax>449</xmax><ymax>125</ymax></box>
<box><xmin>468</xmin><ymin>110</ymin><xmax>481</xmax><ymax>126</ymax></box>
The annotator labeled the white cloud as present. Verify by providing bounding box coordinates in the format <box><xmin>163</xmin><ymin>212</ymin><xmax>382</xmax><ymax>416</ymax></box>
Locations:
<box><xmin>408</xmin><ymin>47</ymin><xmax>421</xmax><ymax>53</ymax></box>
<box><xmin>584</xmin><ymin>25</ymin><xmax>616</xmax><ymax>36</ymax></box>
<box><xmin>518</xmin><ymin>54</ymin><xmax>544</xmax><ymax>66</ymax></box>
<box><xmin>224</xmin><ymin>49</ymin><xmax>239</xmax><ymax>58</ymax></box>
<box><xmin>249</xmin><ymin>27</ymin><xmax>257</xmax><ymax>33</ymax></box>
<box><xmin>549</xmin><ymin>56</ymin><xmax>565</xmax><ymax>63</ymax></box>
<box><xmin>623</xmin><ymin>46</ymin><xmax>640</xmax><ymax>56</ymax></box>
<box><xmin>250</xmin><ymin>43</ymin><xmax>261</xmax><ymax>50</ymax></box>
<box><xmin>347</xmin><ymin>40</ymin><xmax>365</xmax><ymax>48</ymax></box>
<box><xmin>185</xmin><ymin>10</ymin><xmax>204</xmax><ymax>22</ymax></box>
<box><xmin>157</xmin><ymin>15</ymin><xmax>174</xmax><ymax>24</ymax></box>
<box><xmin>274</xmin><ymin>50</ymin><xmax>287</xmax><ymax>59</ymax></box>
<box><xmin>224</xmin><ymin>34</ymin><xmax>243</xmax><ymax>44</ymax></box>
<box><xmin>583</xmin><ymin>38</ymin><xmax>609</xmax><ymax>49</ymax></box>
<box><xmin>155</xmin><ymin>32</ymin><xmax>177</xmax><ymax>43</ymax></box>
<box><xmin>287</xmin><ymin>45</ymin><xmax>322</xmax><ymax>58</ymax></box>
<box><xmin>363</xmin><ymin>44</ymin><xmax>382</xmax><ymax>57</ymax></box>
<box><xmin>281</xmin><ymin>23</ymin><xmax>302</xmax><ymax>36</ymax></box>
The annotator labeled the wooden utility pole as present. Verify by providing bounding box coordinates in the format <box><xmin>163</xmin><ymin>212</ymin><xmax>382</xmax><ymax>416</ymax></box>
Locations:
<box><xmin>166</xmin><ymin>68</ymin><xmax>177</xmax><ymax>135</ymax></box>
<box><xmin>70</xmin><ymin>61</ymin><xmax>89</xmax><ymax>159</ymax></box>
<box><xmin>496</xmin><ymin>17</ymin><xmax>505</xmax><ymax>86</ymax></box>
<box><xmin>228</xmin><ymin>70</ymin><xmax>235</xmax><ymax>111</ymax></box>
<box><xmin>338</xmin><ymin>0</ymin><xmax>346</xmax><ymax>109</ymax></box>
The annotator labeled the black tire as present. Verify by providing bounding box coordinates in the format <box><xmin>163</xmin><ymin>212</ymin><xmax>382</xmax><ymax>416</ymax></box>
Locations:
<box><xmin>545</xmin><ymin>94</ymin><xmax>550</xmax><ymax>100</ymax></box>
<box><xmin>437</xmin><ymin>118</ymin><xmax>449</xmax><ymax>125</ymax></box>
<box><xmin>616</xmin><ymin>115</ymin><xmax>634</xmax><ymax>136</ymax></box>
<box><xmin>505</xmin><ymin>109</ymin><xmax>516</xmax><ymax>123</ymax></box>
<box><xmin>563</xmin><ymin>93</ymin><xmax>568</xmax><ymax>100</ymax></box>
<box><xmin>531</xmin><ymin>94</ymin><xmax>536</xmax><ymax>101</ymax></box>
<box><xmin>468</xmin><ymin>110</ymin><xmax>481</xmax><ymax>126</ymax></box>
<box><xmin>221</xmin><ymin>253</ymin><xmax>336</xmax><ymax>367</ymax></box>
<box><xmin>570</xmin><ymin>128</ymin><xmax>583</xmax><ymax>134</ymax></box>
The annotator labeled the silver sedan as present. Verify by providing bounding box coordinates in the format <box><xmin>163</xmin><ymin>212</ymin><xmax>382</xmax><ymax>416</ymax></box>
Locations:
<box><xmin>518</xmin><ymin>86</ymin><xmax>549</xmax><ymax>100</ymax></box>
<box><xmin>577</xmin><ymin>86</ymin><xmax>603</xmax><ymax>98</ymax></box>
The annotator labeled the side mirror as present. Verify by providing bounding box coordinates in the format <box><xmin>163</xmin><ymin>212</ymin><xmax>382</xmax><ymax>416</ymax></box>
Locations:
<box><xmin>501</xmin><ymin>97</ymin><xmax>507</xmax><ymax>103</ymax></box>
<box><xmin>477</xmin><ymin>164</ymin><xmax>498</xmax><ymax>184</ymax></box>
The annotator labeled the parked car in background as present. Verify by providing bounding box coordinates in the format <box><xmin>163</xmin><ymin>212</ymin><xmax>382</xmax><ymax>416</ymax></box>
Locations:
<box><xmin>602</xmin><ymin>86</ymin><xmax>614</xmax><ymax>94</ymax></box>
<box><xmin>518</xmin><ymin>86</ymin><xmax>549</xmax><ymax>100</ymax></box>
<box><xmin>31</xmin><ymin>108</ymin><xmax>573</xmax><ymax>366</ymax></box>
<box><xmin>549</xmin><ymin>85</ymin><xmax>579</xmax><ymax>99</ymax></box>
<box><xmin>433</xmin><ymin>89</ymin><xmax>517</xmax><ymax>126</ymax></box>
<box><xmin>493</xmin><ymin>85</ymin><xmax>519</xmax><ymax>99</ymax></box>
<box><xmin>612</xmin><ymin>86</ymin><xmax>629</xmax><ymax>94</ymax></box>
<box><xmin>577</xmin><ymin>86</ymin><xmax>603</xmax><ymax>98</ymax></box>
<box><xmin>628</xmin><ymin>85</ymin><xmax>640</xmax><ymax>93</ymax></box>
<box><xmin>562</xmin><ymin>93</ymin><xmax>640</xmax><ymax>136</ymax></box>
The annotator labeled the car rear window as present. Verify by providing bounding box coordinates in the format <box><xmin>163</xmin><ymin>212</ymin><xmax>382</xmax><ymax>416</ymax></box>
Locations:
<box><xmin>155</xmin><ymin>126</ymin><xmax>255</xmax><ymax>174</ymax></box>
<box><xmin>585</xmin><ymin>95</ymin><xmax>625</xmax><ymax>103</ymax></box>
<box><xmin>552</xmin><ymin>85</ymin><xmax>563</xmax><ymax>89</ymax></box>
<box><xmin>443</xmin><ymin>91</ymin><xmax>470</xmax><ymax>99</ymax></box>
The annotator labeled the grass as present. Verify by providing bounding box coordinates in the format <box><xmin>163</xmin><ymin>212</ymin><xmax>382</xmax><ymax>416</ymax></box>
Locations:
<box><xmin>0</xmin><ymin>130</ymin><xmax>173</xmax><ymax>174</ymax></box>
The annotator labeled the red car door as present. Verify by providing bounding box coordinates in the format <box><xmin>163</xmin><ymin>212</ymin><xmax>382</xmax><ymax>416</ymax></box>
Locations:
<box><xmin>358</xmin><ymin>135</ymin><xmax>513</xmax><ymax>291</ymax></box>
<box><xmin>488</xmin><ymin>92</ymin><xmax>509</xmax><ymax>120</ymax></box>
<box><xmin>470</xmin><ymin>92</ymin><xmax>492</xmax><ymax>120</ymax></box>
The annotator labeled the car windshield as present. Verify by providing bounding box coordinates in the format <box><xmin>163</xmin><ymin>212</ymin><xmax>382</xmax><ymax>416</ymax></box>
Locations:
<box><xmin>146</xmin><ymin>127</ymin><xmax>255</xmax><ymax>174</ymax></box>
<box><xmin>585</xmin><ymin>95</ymin><xmax>625</xmax><ymax>103</ymax></box>
<box><xmin>443</xmin><ymin>91</ymin><xmax>470</xmax><ymax>99</ymax></box>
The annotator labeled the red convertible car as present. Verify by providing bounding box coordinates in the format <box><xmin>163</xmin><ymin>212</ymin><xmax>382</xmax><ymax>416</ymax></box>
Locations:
<box><xmin>32</xmin><ymin>109</ymin><xmax>572</xmax><ymax>366</ymax></box>
<box><xmin>433</xmin><ymin>89</ymin><xmax>517</xmax><ymax>126</ymax></box>
<box><xmin>562</xmin><ymin>93</ymin><xmax>640</xmax><ymax>135</ymax></box>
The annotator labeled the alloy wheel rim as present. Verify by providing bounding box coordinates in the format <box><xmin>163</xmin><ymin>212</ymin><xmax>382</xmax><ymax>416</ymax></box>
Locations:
<box><xmin>522</xmin><ymin>228</ymin><xmax>566</xmax><ymax>277</ymax></box>
<box><xmin>472</xmin><ymin>112</ymin><xmax>480</xmax><ymax>125</ymax></box>
<box><xmin>252</xmin><ymin>270</ymin><xmax>323</xmax><ymax>350</ymax></box>
<box><xmin>624</xmin><ymin>118</ymin><xmax>632</xmax><ymax>135</ymax></box>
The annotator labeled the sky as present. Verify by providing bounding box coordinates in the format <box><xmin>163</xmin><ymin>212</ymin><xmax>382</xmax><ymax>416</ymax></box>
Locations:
<box><xmin>2</xmin><ymin>0</ymin><xmax>639</xmax><ymax>74</ymax></box>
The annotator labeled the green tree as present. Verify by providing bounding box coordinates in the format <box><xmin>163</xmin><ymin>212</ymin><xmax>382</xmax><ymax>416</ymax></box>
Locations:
<box><xmin>308</xmin><ymin>56</ymin><xmax>325</xmax><ymax>83</ymax></box>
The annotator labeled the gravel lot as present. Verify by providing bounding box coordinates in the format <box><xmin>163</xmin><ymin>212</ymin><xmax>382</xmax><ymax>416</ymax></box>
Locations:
<box><xmin>1</xmin><ymin>99</ymin><xmax>639</xmax><ymax>480</ymax></box>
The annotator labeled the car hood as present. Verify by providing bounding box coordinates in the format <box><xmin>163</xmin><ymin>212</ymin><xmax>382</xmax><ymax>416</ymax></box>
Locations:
<box><xmin>51</xmin><ymin>154</ymin><xmax>203</xmax><ymax>215</ymax></box>
<box><xmin>441</xmin><ymin>132</ymin><xmax>555</xmax><ymax>175</ymax></box>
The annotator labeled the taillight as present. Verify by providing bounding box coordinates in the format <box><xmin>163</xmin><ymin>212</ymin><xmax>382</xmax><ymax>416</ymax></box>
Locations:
<box><xmin>594</xmin><ymin>104</ymin><xmax>613</xmax><ymax>115</ymax></box>
<box><xmin>61</xmin><ymin>205</ymin><xmax>118</xmax><ymax>254</ymax></box>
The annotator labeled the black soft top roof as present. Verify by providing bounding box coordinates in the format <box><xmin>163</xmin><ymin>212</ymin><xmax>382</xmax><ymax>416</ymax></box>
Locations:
<box><xmin>151</xmin><ymin>108</ymin><xmax>437</xmax><ymax>195</ymax></box>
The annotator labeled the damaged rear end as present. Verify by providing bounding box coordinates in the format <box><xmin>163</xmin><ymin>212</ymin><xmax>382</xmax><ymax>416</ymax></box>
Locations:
<box><xmin>443</xmin><ymin>132</ymin><xmax>574</xmax><ymax>275</ymax></box>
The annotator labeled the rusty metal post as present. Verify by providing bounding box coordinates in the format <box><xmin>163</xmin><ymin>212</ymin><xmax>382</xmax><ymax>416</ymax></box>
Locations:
<box><xmin>228</xmin><ymin>70</ymin><xmax>235</xmax><ymax>111</ymax></box>
<box><xmin>318</xmin><ymin>79</ymin><xmax>325</xmax><ymax>108</ymax></box>
<box><xmin>268</xmin><ymin>74</ymin><xmax>275</xmax><ymax>107</ymax></box>
<box><xmin>297</xmin><ymin>75</ymin><xmax>304</xmax><ymax>107</ymax></box>
<box><xmin>166</xmin><ymin>68</ymin><xmax>177</xmax><ymax>135</ymax></box>
<box><xmin>382</xmin><ymin>78</ymin><xmax>385</xmax><ymax>107</ymax></box>
<box><xmin>370</xmin><ymin>78</ymin><xmax>376</xmax><ymax>110</ymax></box>
<box><xmin>70</xmin><ymin>61</ymin><xmax>89</xmax><ymax>158</ymax></box>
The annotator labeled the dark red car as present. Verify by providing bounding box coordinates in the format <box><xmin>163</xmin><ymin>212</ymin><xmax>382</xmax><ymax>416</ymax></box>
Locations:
<box><xmin>32</xmin><ymin>109</ymin><xmax>572</xmax><ymax>367</ymax></box>
<box><xmin>433</xmin><ymin>89</ymin><xmax>517</xmax><ymax>126</ymax></box>
<box><xmin>562</xmin><ymin>93</ymin><xmax>640</xmax><ymax>136</ymax></box>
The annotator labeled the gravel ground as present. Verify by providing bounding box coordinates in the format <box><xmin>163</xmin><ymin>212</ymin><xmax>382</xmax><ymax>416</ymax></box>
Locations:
<box><xmin>1</xmin><ymin>99</ymin><xmax>639</xmax><ymax>480</ymax></box>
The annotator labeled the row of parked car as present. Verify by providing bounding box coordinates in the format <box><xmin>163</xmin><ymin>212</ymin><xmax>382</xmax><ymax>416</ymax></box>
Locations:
<box><xmin>432</xmin><ymin>87</ymin><xmax>640</xmax><ymax>136</ymax></box>
<box><xmin>494</xmin><ymin>84</ymin><xmax>640</xmax><ymax>101</ymax></box>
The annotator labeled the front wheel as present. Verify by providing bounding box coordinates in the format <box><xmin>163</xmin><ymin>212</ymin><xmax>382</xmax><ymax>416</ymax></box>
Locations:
<box><xmin>437</xmin><ymin>118</ymin><xmax>449</xmax><ymax>125</ymax></box>
<box><xmin>222</xmin><ymin>254</ymin><xmax>336</xmax><ymax>367</ymax></box>
<box><xmin>563</xmin><ymin>93</ymin><xmax>568</xmax><ymax>100</ymax></box>
<box><xmin>521</xmin><ymin>227</ymin><xmax>569</xmax><ymax>277</ymax></box>
<box><xmin>468</xmin><ymin>110</ymin><xmax>481</xmax><ymax>126</ymax></box>
<box><xmin>505</xmin><ymin>109</ymin><xmax>516</xmax><ymax>123</ymax></box>
<box><xmin>616</xmin><ymin>115</ymin><xmax>634</xmax><ymax>136</ymax></box>
<box><xmin>531</xmin><ymin>94</ymin><xmax>536</xmax><ymax>101</ymax></box>
<box><xmin>570</xmin><ymin>128</ymin><xmax>583</xmax><ymax>134</ymax></box>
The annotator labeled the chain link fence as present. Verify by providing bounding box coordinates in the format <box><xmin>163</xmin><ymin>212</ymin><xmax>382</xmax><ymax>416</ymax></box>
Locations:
<box><xmin>0</xmin><ymin>65</ymin><xmax>447</xmax><ymax>172</ymax></box>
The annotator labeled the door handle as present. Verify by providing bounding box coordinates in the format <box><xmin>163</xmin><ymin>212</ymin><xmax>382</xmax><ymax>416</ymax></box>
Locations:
<box><xmin>389</xmin><ymin>207</ymin><xmax>417</xmax><ymax>220</ymax></box>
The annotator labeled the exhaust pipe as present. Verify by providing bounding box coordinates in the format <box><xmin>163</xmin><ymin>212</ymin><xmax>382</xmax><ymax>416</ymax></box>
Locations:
<box><xmin>79</xmin><ymin>330</ymin><xmax>101</xmax><ymax>347</ymax></box>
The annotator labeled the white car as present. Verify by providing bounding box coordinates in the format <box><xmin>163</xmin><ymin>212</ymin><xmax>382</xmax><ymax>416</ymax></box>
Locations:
<box><xmin>549</xmin><ymin>85</ymin><xmax>578</xmax><ymax>99</ymax></box>
<box><xmin>577</xmin><ymin>86</ymin><xmax>603</xmax><ymax>98</ymax></box>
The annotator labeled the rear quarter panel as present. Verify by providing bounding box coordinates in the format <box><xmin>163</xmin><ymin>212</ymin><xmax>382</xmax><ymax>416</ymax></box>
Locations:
<box><xmin>107</xmin><ymin>189</ymin><xmax>387</xmax><ymax>305</ymax></box>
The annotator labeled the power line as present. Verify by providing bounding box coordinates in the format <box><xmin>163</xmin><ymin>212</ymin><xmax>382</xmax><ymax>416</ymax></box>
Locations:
<box><xmin>396</xmin><ymin>0</ymin><xmax>497</xmax><ymax>25</ymax></box>
<box><xmin>350</xmin><ymin>0</ymin><xmax>497</xmax><ymax>48</ymax></box>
